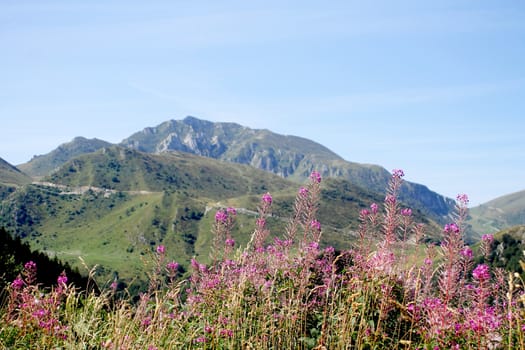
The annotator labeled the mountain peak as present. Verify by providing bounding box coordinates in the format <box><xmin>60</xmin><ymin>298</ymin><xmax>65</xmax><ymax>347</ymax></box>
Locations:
<box><xmin>18</xmin><ymin>137</ymin><xmax>113</xmax><ymax>178</ymax></box>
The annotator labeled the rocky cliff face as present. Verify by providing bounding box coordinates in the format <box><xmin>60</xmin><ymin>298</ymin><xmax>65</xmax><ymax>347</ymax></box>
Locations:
<box><xmin>121</xmin><ymin>116</ymin><xmax>456</xmax><ymax>223</ymax></box>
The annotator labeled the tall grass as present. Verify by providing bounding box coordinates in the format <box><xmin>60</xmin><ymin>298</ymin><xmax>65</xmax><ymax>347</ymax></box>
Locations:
<box><xmin>1</xmin><ymin>170</ymin><xmax>524</xmax><ymax>349</ymax></box>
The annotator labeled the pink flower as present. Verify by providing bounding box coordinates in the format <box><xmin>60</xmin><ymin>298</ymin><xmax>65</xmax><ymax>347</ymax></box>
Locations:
<box><xmin>226</xmin><ymin>207</ymin><xmax>237</xmax><ymax>216</ymax></box>
<box><xmin>220</xmin><ymin>329</ymin><xmax>234</xmax><ymax>338</ymax></box>
<box><xmin>444</xmin><ymin>223</ymin><xmax>460</xmax><ymax>234</ymax></box>
<box><xmin>472</xmin><ymin>264</ymin><xmax>491</xmax><ymax>281</ymax></box>
<box><xmin>370</xmin><ymin>203</ymin><xmax>379</xmax><ymax>214</ymax></box>
<box><xmin>194</xmin><ymin>337</ymin><xmax>206</xmax><ymax>343</ymax></box>
<box><xmin>262</xmin><ymin>192</ymin><xmax>273</xmax><ymax>204</ymax></box>
<box><xmin>24</xmin><ymin>261</ymin><xmax>37</xmax><ymax>271</ymax></box>
<box><xmin>215</xmin><ymin>210</ymin><xmax>228</xmax><ymax>223</ymax></box>
<box><xmin>360</xmin><ymin>209</ymin><xmax>370</xmax><ymax>217</ymax></box>
<box><xmin>11</xmin><ymin>277</ymin><xmax>24</xmax><ymax>289</ymax></box>
<box><xmin>385</xmin><ymin>194</ymin><xmax>396</xmax><ymax>205</ymax></box>
<box><xmin>482</xmin><ymin>234</ymin><xmax>494</xmax><ymax>244</ymax></box>
<box><xmin>309</xmin><ymin>241</ymin><xmax>319</xmax><ymax>250</ymax></box>
<box><xmin>167</xmin><ymin>261</ymin><xmax>179</xmax><ymax>271</ymax></box>
<box><xmin>460</xmin><ymin>246</ymin><xmax>473</xmax><ymax>259</ymax></box>
<box><xmin>310</xmin><ymin>219</ymin><xmax>321</xmax><ymax>231</ymax></box>
<box><xmin>456</xmin><ymin>193</ymin><xmax>469</xmax><ymax>206</ymax></box>
<box><xmin>310</xmin><ymin>171</ymin><xmax>322</xmax><ymax>183</ymax></box>
<box><xmin>401</xmin><ymin>208</ymin><xmax>412</xmax><ymax>217</ymax></box>
<box><xmin>299</xmin><ymin>187</ymin><xmax>309</xmax><ymax>196</ymax></box>
<box><xmin>156</xmin><ymin>245</ymin><xmax>165</xmax><ymax>254</ymax></box>
<box><xmin>142</xmin><ymin>317</ymin><xmax>151</xmax><ymax>327</ymax></box>
<box><xmin>57</xmin><ymin>273</ymin><xmax>68</xmax><ymax>285</ymax></box>
<box><xmin>392</xmin><ymin>169</ymin><xmax>405</xmax><ymax>178</ymax></box>
<box><xmin>225</xmin><ymin>238</ymin><xmax>235</xmax><ymax>247</ymax></box>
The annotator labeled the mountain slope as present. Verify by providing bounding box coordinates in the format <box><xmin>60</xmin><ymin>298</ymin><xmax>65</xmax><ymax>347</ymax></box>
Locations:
<box><xmin>18</xmin><ymin>137</ymin><xmax>113</xmax><ymax>178</ymax></box>
<box><xmin>0</xmin><ymin>147</ymin><xmax>442</xmax><ymax>287</ymax></box>
<box><xmin>12</xmin><ymin>116</ymin><xmax>456</xmax><ymax>226</ymax></box>
<box><xmin>0</xmin><ymin>157</ymin><xmax>32</xmax><ymax>186</ymax></box>
<box><xmin>121</xmin><ymin>116</ymin><xmax>456</xmax><ymax>223</ymax></box>
<box><xmin>467</xmin><ymin>190</ymin><xmax>525</xmax><ymax>238</ymax></box>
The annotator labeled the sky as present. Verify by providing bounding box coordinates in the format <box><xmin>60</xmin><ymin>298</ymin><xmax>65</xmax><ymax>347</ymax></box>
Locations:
<box><xmin>1</xmin><ymin>0</ymin><xmax>524</xmax><ymax>206</ymax></box>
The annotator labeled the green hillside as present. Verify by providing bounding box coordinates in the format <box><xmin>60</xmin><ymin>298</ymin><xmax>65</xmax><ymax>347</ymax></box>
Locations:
<box><xmin>0</xmin><ymin>147</ymin><xmax>442</xmax><ymax>291</ymax></box>
<box><xmin>19</xmin><ymin>117</ymin><xmax>456</xmax><ymax>226</ymax></box>
<box><xmin>467</xmin><ymin>190</ymin><xmax>525</xmax><ymax>239</ymax></box>
<box><xmin>0</xmin><ymin>157</ymin><xmax>31</xmax><ymax>186</ymax></box>
<box><xmin>18</xmin><ymin>137</ymin><xmax>113</xmax><ymax>178</ymax></box>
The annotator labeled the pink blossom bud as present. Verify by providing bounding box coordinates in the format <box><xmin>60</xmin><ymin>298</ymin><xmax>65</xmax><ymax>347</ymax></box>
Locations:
<box><xmin>167</xmin><ymin>261</ymin><xmax>179</xmax><ymax>271</ymax></box>
<box><xmin>310</xmin><ymin>219</ymin><xmax>321</xmax><ymax>231</ymax></box>
<box><xmin>57</xmin><ymin>273</ymin><xmax>68</xmax><ymax>285</ymax></box>
<box><xmin>360</xmin><ymin>209</ymin><xmax>370</xmax><ymax>217</ymax></box>
<box><xmin>11</xmin><ymin>277</ymin><xmax>24</xmax><ymax>289</ymax></box>
<box><xmin>472</xmin><ymin>264</ymin><xmax>490</xmax><ymax>281</ymax></box>
<box><xmin>262</xmin><ymin>192</ymin><xmax>273</xmax><ymax>204</ymax></box>
<box><xmin>392</xmin><ymin>169</ymin><xmax>405</xmax><ymax>178</ymax></box>
<box><xmin>215</xmin><ymin>210</ymin><xmax>228</xmax><ymax>223</ymax></box>
<box><xmin>310</xmin><ymin>171</ymin><xmax>322</xmax><ymax>183</ymax></box>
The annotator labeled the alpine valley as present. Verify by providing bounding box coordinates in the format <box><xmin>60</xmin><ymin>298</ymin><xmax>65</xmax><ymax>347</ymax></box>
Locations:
<box><xmin>1</xmin><ymin>116</ymin><xmax>523</xmax><ymax>289</ymax></box>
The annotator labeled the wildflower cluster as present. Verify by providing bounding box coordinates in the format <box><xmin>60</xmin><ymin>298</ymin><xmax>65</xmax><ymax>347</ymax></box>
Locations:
<box><xmin>1</xmin><ymin>169</ymin><xmax>524</xmax><ymax>349</ymax></box>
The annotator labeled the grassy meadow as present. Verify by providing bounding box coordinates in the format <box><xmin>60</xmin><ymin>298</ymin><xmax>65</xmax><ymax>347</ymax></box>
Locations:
<box><xmin>1</xmin><ymin>170</ymin><xmax>524</xmax><ymax>349</ymax></box>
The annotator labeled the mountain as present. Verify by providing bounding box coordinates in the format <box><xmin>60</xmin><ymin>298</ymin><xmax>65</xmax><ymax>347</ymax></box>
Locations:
<box><xmin>121</xmin><ymin>116</ymin><xmax>456</xmax><ymax>223</ymax></box>
<box><xmin>467</xmin><ymin>190</ymin><xmax>525</xmax><ymax>239</ymax></box>
<box><xmin>0</xmin><ymin>146</ymin><xmax>441</xmax><ymax>288</ymax></box>
<box><xmin>0</xmin><ymin>157</ymin><xmax>31</xmax><ymax>186</ymax></box>
<box><xmin>16</xmin><ymin>117</ymin><xmax>455</xmax><ymax>224</ymax></box>
<box><xmin>18</xmin><ymin>137</ymin><xmax>113</xmax><ymax>178</ymax></box>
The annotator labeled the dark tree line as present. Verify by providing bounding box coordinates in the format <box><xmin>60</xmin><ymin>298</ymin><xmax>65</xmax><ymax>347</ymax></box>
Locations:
<box><xmin>0</xmin><ymin>226</ymin><xmax>90</xmax><ymax>293</ymax></box>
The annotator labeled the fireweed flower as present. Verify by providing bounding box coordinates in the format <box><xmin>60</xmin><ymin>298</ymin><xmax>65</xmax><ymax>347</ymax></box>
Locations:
<box><xmin>225</xmin><ymin>238</ymin><xmax>235</xmax><ymax>247</ymax></box>
<box><xmin>481</xmin><ymin>234</ymin><xmax>494</xmax><ymax>244</ymax></box>
<box><xmin>460</xmin><ymin>246</ymin><xmax>473</xmax><ymax>259</ymax></box>
<box><xmin>11</xmin><ymin>276</ymin><xmax>24</xmax><ymax>289</ymax></box>
<box><xmin>167</xmin><ymin>261</ymin><xmax>179</xmax><ymax>271</ymax></box>
<box><xmin>444</xmin><ymin>223</ymin><xmax>460</xmax><ymax>234</ymax></box>
<box><xmin>25</xmin><ymin>260</ymin><xmax>37</xmax><ymax>271</ymax></box>
<box><xmin>310</xmin><ymin>170</ymin><xmax>322</xmax><ymax>183</ymax></box>
<box><xmin>156</xmin><ymin>245</ymin><xmax>165</xmax><ymax>254</ymax></box>
<box><xmin>385</xmin><ymin>194</ymin><xmax>396</xmax><ymax>205</ymax></box>
<box><xmin>299</xmin><ymin>187</ymin><xmax>309</xmax><ymax>196</ymax></box>
<box><xmin>226</xmin><ymin>207</ymin><xmax>237</xmax><ymax>216</ymax></box>
<box><xmin>456</xmin><ymin>193</ymin><xmax>469</xmax><ymax>206</ymax></box>
<box><xmin>215</xmin><ymin>210</ymin><xmax>228</xmax><ymax>223</ymax></box>
<box><xmin>370</xmin><ymin>203</ymin><xmax>379</xmax><ymax>214</ymax></box>
<box><xmin>392</xmin><ymin>169</ymin><xmax>405</xmax><ymax>178</ymax></box>
<box><xmin>57</xmin><ymin>273</ymin><xmax>68</xmax><ymax>285</ymax></box>
<box><xmin>310</xmin><ymin>220</ymin><xmax>321</xmax><ymax>231</ymax></box>
<box><xmin>472</xmin><ymin>264</ymin><xmax>491</xmax><ymax>281</ymax></box>
<box><xmin>401</xmin><ymin>208</ymin><xmax>412</xmax><ymax>217</ymax></box>
<box><xmin>262</xmin><ymin>192</ymin><xmax>273</xmax><ymax>204</ymax></box>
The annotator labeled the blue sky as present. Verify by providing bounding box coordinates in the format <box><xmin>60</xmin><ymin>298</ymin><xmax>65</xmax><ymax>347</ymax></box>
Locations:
<box><xmin>1</xmin><ymin>0</ymin><xmax>524</xmax><ymax>205</ymax></box>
